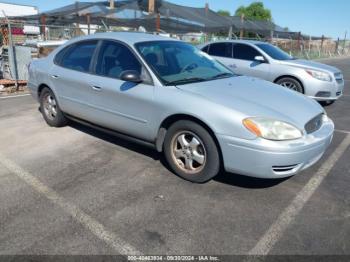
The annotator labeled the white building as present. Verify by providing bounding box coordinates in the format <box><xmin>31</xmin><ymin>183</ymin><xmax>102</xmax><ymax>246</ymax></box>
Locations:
<box><xmin>0</xmin><ymin>2</ymin><xmax>38</xmax><ymax>17</ymax></box>
<box><xmin>0</xmin><ymin>2</ymin><xmax>40</xmax><ymax>34</ymax></box>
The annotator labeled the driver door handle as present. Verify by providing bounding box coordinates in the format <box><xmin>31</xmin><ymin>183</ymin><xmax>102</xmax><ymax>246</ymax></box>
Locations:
<box><xmin>91</xmin><ymin>85</ymin><xmax>102</xmax><ymax>91</ymax></box>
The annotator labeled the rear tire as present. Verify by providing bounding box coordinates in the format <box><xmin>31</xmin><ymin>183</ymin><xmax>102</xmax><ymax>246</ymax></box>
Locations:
<box><xmin>276</xmin><ymin>77</ymin><xmax>304</xmax><ymax>94</ymax></box>
<box><xmin>163</xmin><ymin>120</ymin><xmax>220</xmax><ymax>183</ymax></box>
<box><xmin>40</xmin><ymin>87</ymin><xmax>68</xmax><ymax>127</ymax></box>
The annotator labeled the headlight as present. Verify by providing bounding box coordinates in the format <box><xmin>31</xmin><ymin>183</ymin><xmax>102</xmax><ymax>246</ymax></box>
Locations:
<box><xmin>243</xmin><ymin>117</ymin><xmax>303</xmax><ymax>141</ymax></box>
<box><xmin>306</xmin><ymin>69</ymin><xmax>332</xmax><ymax>82</ymax></box>
<box><xmin>322</xmin><ymin>112</ymin><xmax>329</xmax><ymax>122</ymax></box>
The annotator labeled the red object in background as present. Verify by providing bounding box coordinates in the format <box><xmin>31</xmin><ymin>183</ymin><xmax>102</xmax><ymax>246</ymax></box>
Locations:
<box><xmin>11</xmin><ymin>28</ymin><xmax>24</xmax><ymax>35</ymax></box>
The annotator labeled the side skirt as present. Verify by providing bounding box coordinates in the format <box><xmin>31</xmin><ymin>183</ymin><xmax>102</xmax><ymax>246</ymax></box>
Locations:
<box><xmin>65</xmin><ymin>114</ymin><xmax>157</xmax><ymax>151</ymax></box>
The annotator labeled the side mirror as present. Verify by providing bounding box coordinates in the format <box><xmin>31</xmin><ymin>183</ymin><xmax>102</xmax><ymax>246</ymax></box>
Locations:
<box><xmin>120</xmin><ymin>70</ymin><xmax>142</xmax><ymax>83</ymax></box>
<box><xmin>254</xmin><ymin>56</ymin><xmax>266</xmax><ymax>63</ymax></box>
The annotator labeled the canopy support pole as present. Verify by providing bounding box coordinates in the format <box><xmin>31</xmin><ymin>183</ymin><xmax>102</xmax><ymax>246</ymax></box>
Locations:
<box><xmin>86</xmin><ymin>14</ymin><xmax>91</xmax><ymax>35</ymax></box>
<box><xmin>240</xmin><ymin>14</ymin><xmax>245</xmax><ymax>39</ymax></box>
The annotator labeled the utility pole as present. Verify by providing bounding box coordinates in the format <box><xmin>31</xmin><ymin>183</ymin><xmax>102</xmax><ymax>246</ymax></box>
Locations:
<box><xmin>343</xmin><ymin>31</ymin><xmax>347</xmax><ymax>54</ymax></box>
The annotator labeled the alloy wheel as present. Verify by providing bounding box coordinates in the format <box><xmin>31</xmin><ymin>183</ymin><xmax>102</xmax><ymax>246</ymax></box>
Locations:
<box><xmin>170</xmin><ymin>131</ymin><xmax>207</xmax><ymax>174</ymax></box>
<box><xmin>43</xmin><ymin>93</ymin><xmax>57</xmax><ymax>120</ymax></box>
<box><xmin>280</xmin><ymin>81</ymin><xmax>301</xmax><ymax>92</ymax></box>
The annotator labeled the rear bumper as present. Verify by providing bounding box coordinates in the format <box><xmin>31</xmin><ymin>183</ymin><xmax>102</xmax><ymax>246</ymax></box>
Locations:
<box><xmin>27</xmin><ymin>81</ymin><xmax>39</xmax><ymax>102</ymax></box>
<box><xmin>217</xmin><ymin>119</ymin><xmax>334</xmax><ymax>179</ymax></box>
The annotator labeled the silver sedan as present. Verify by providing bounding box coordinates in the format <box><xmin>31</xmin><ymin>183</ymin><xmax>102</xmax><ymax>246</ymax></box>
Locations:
<box><xmin>199</xmin><ymin>40</ymin><xmax>344</xmax><ymax>104</ymax></box>
<box><xmin>28</xmin><ymin>32</ymin><xmax>334</xmax><ymax>183</ymax></box>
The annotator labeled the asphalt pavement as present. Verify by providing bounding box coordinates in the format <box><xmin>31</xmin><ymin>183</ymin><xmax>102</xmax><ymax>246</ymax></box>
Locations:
<box><xmin>0</xmin><ymin>58</ymin><xmax>349</xmax><ymax>256</ymax></box>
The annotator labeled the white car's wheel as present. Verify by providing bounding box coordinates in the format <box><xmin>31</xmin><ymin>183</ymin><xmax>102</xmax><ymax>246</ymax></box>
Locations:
<box><xmin>276</xmin><ymin>77</ymin><xmax>304</xmax><ymax>94</ymax></box>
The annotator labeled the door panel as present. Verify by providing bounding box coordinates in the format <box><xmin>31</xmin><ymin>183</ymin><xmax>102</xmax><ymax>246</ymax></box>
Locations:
<box><xmin>50</xmin><ymin>40</ymin><xmax>99</xmax><ymax>120</ymax></box>
<box><xmin>86</xmin><ymin>40</ymin><xmax>156</xmax><ymax>141</ymax></box>
<box><xmin>84</xmin><ymin>74</ymin><xmax>155</xmax><ymax>140</ymax></box>
<box><xmin>50</xmin><ymin>65</ymin><xmax>98</xmax><ymax>121</ymax></box>
<box><xmin>232</xmin><ymin>43</ymin><xmax>270</xmax><ymax>79</ymax></box>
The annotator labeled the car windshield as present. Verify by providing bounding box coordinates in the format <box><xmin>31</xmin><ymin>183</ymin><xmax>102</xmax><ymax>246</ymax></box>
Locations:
<box><xmin>135</xmin><ymin>41</ymin><xmax>234</xmax><ymax>86</ymax></box>
<box><xmin>256</xmin><ymin>43</ymin><xmax>295</xmax><ymax>61</ymax></box>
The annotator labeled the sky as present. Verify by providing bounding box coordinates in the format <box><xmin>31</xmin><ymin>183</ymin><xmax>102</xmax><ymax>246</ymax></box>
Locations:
<box><xmin>6</xmin><ymin>0</ymin><xmax>350</xmax><ymax>39</ymax></box>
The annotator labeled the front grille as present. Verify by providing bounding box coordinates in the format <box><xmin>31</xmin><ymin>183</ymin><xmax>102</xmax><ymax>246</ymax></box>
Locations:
<box><xmin>315</xmin><ymin>91</ymin><xmax>331</xmax><ymax>98</ymax></box>
<box><xmin>305</xmin><ymin>114</ymin><xmax>323</xmax><ymax>134</ymax></box>
<box><xmin>334</xmin><ymin>72</ymin><xmax>343</xmax><ymax>84</ymax></box>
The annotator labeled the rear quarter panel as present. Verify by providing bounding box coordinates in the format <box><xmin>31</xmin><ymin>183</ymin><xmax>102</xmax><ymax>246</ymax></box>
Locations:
<box><xmin>28</xmin><ymin>57</ymin><xmax>54</xmax><ymax>101</ymax></box>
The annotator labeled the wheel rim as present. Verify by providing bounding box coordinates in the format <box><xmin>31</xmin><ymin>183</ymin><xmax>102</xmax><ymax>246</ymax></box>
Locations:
<box><xmin>280</xmin><ymin>81</ymin><xmax>302</xmax><ymax>92</ymax></box>
<box><xmin>170</xmin><ymin>131</ymin><xmax>207</xmax><ymax>174</ymax></box>
<box><xmin>43</xmin><ymin>93</ymin><xmax>57</xmax><ymax>120</ymax></box>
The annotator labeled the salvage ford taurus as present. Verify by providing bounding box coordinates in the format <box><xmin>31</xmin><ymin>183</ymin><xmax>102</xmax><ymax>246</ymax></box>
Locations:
<box><xmin>28</xmin><ymin>32</ymin><xmax>334</xmax><ymax>183</ymax></box>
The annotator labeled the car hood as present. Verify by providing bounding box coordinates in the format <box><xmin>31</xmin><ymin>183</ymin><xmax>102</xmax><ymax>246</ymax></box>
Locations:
<box><xmin>177</xmin><ymin>76</ymin><xmax>324</xmax><ymax>129</ymax></box>
<box><xmin>278</xmin><ymin>59</ymin><xmax>340</xmax><ymax>73</ymax></box>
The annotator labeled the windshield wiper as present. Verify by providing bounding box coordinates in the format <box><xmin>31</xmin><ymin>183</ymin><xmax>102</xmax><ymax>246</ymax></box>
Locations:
<box><xmin>208</xmin><ymin>72</ymin><xmax>234</xmax><ymax>80</ymax></box>
<box><xmin>165</xmin><ymin>77</ymin><xmax>206</xmax><ymax>86</ymax></box>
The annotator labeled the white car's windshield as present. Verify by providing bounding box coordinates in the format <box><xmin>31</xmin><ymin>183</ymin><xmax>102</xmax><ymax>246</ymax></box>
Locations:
<box><xmin>256</xmin><ymin>43</ymin><xmax>295</xmax><ymax>61</ymax></box>
<box><xmin>135</xmin><ymin>41</ymin><xmax>234</xmax><ymax>86</ymax></box>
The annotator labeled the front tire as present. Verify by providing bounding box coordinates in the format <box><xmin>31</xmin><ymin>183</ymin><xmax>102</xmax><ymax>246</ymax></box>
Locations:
<box><xmin>164</xmin><ymin>120</ymin><xmax>220</xmax><ymax>183</ymax></box>
<box><xmin>40</xmin><ymin>87</ymin><xmax>68</xmax><ymax>127</ymax></box>
<box><xmin>276</xmin><ymin>77</ymin><xmax>304</xmax><ymax>94</ymax></box>
<box><xmin>320</xmin><ymin>100</ymin><xmax>335</xmax><ymax>106</ymax></box>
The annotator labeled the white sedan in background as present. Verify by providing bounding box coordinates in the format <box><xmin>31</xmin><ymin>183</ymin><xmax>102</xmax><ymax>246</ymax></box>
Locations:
<box><xmin>199</xmin><ymin>40</ymin><xmax>344</xmax><ymax>105</ymax></box>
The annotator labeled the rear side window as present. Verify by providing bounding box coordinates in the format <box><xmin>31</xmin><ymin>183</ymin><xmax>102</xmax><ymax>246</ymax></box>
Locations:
<box><xmin>233</xmin><ymin>43</ymin><xmax>261</xmax><ymax>61</ymax></box>
<box><xmin>58</xmin><ymin>41</ymin><xmax>98</xmax><ymax>73</ymax></box>
<box><xmin>208</xmin><ymin>43</ymin><xmax>233</xmax><ymax>58</ymax></box>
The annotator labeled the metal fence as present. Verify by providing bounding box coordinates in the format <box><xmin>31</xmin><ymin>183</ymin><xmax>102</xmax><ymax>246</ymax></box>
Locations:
<box><xmin>1</xmin><ymin>20</ymin><xmax>349</xmax><ymax>85</ymax></box>
<box><xmin>3</xmin><ymin>20</ymin><xmax>350</xmax><ymax>58</ymax></box>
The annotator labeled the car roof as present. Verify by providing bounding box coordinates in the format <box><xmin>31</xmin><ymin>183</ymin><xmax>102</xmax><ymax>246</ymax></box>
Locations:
<box><xmin>201</xmin><ymin>39</ymin><xmax>267</xmax><ymax>46</ymax></box>
<box><xmin>69</xmin><ymin>32</ymin><xmax>178</xmax><ymax>45</ymax></box>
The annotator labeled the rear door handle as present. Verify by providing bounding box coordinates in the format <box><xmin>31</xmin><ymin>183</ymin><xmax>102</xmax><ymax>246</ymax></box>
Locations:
<box><xmin>91</xmin><ymin>85</ymin><xmax>102</xmax><ymax>91</ymax></box>
<box><xmin>51</xmin><ymin>75</ymin><xmax>59</xmax><ymax>79</ymax></box>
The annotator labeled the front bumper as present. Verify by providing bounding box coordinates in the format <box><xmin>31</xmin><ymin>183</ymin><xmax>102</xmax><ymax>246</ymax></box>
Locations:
<box><xmin>217</xmin><ymin>119</ymin><xmax>334</xmax><ymax>179</ymax></box>
<box><xmin>304</xmin><ymin>78</ymin><xmax>344</xmax><ymax>101</ymax></box>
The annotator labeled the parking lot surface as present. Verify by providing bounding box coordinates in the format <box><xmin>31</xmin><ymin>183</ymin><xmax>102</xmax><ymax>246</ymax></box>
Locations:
<box><xmin>0</xmin><ymin>58</ymin><xmax>349</xmax><ymax>256</ymax></box>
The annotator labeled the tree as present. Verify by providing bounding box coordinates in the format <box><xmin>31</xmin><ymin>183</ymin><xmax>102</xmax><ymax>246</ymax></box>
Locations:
<box><xmin>234</xmin><ymin>2</ymin><xmax>272</xmax><ymax>21</ymax></box>
<box><xmin>217</xmin><ymin>9</ymin><xmax>231</xmax><ymax>17</ymax></box>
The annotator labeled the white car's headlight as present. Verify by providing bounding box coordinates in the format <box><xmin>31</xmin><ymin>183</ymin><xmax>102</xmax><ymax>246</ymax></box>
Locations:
<box><xmin>306</xmin><ymin>69</ymin><xmax>332</xmax><ymax>82</ymax></box>
<box><xmin>243</xmin><ymin>117</ymin><xmax>303</xmax><ymax>141</ymax></box>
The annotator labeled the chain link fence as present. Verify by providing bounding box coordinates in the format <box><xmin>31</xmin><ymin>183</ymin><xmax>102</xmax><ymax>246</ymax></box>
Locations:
<box><xmin>1</xmin><ymin>20</ymin><xmax>349</xmax><ymax>85</ymax></box>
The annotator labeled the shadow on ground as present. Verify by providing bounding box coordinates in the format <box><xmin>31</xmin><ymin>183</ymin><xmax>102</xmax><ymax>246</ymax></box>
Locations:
<box><xmin>69</xmin><ymin>121</ymin><xmax>289</xmax><ymax>189</ymax></box>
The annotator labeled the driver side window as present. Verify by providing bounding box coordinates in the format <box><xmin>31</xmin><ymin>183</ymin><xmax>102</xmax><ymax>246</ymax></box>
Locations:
<box><xmin>233</xmin><ymin>43</ymin><xmax>262</xmax><ymax>61</ymax></box>
<box><xmin>95</xmin><ymin>40</ymin><xmax>142</xmax><ymax>79</ymax></box>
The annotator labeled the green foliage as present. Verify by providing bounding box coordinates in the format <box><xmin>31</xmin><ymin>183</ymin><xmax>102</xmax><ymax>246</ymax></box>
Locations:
<box><xmin>234</xmin><ymin>2</ymin><xmax>272</xmax><ymax>21</ymax></box>
<box><xmin>217</xmin><ymin>10</ymin><xmax>231</xmax><ymax>17</ymax></box>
